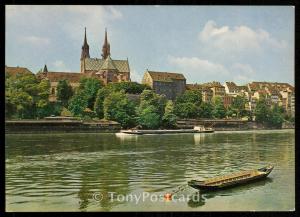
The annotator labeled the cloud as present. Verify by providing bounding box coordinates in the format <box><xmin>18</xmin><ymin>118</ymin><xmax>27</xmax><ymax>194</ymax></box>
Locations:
<box><xmin>230</xmin><ymin>63</ymin><xmax>256</xmax><ymax>84</ymax></box>
<box><xmin>20</xmin><ymin>36</ymin><xmax>50</xmax><ymax>46</ymax></box>
<box><xmin>6</xmin><ymin>5</ymin><xmax>123</xmax><ymax>45</ymax></box>
<box><xmin>168</xmin><ymin>55</ymin><xmax>229</xmax><ymax>82</ymax></box>
<box><xmin>199</xmin><ymin>20</ymin><xmax>287</xmax><ymax>53</ymax></box>
<box><xmin>52</xmin><ymin>60</ymin><xmax>71</xmax><ymax>72</ymax></box>
<box><xmin>168</xmin><ymin>56</ymin><xmax>257</xmax><ymax>84</ymax></box>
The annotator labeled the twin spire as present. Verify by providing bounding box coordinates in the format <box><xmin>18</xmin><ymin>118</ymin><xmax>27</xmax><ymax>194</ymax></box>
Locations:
<box><xmin>81</xmin><ymin>27</ymin><xmax>111</xmax><ymax>60</ymax></box>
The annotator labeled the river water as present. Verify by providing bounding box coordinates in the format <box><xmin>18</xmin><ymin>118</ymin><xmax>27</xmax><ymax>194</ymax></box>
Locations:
<box><xmin>5</xmin><ymin>130</ymin><xmax>294</xmax><ymax>211</ymax></box>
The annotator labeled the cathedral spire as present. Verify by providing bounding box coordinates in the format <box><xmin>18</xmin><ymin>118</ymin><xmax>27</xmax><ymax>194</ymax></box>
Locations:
<box><xmin>101</xmin><ymin>28</ymin><xmax>111</xmax><ymax>59</ymax></box>
<box><xmin>81</xmin><ymin>27</ymin><xmax>90</xmax><ymax>60</ymax></box>
<box><xmin>43</xmin><ymin>64</ymin><xmax>48</xmax><ymax>73</ymax></box>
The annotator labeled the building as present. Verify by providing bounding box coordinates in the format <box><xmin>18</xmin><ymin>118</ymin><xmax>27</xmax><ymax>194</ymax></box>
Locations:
<box><xmin>5</xmin><ymin>66</ymin><xmax>33</xmax><ymax>77</ymax></box>
<box><xmin>37</xmin><ymin>28</ymin><xmax>131</xmax><ymax>101</ymax></box>
<box><xmin>80</xmin><ymin>28</ymin><xmax>130</xmax><ymax>84</ymax></box>
<box><xmin>142</xmin><ymin>70</ymin><xmax>186</xmax><ymax>100</ymax></box>
<box><xmin>202</xmin><ymin>81</ymin><xmax>226</xmax><ymax>98</ymax></box>
<box><xmin>223</xmin><ymin>95</ymin><xmax>234</xmax><ymax>108</ymax></box>
<box><xmin>186</xmin><ymin>84</ymin><xmax>213</xmax><ymax>102</ymax></box>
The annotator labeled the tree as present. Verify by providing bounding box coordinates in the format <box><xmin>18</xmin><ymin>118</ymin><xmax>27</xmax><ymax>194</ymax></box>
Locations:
<box><xmin>68</xmin><ymin>91</ymin><xmax>88</xmax><ymax>117</ymax></box>
<box><xmin>175</xmin><ymin>90</ymin><xmax>202</xmax><ymax>106</ymax></box>
<box><xmin>162</xmin><ymin>100</ymin><xmax>177</xmax><ymax>128</ymax></box>
<box><xmin>107</xmin><ymin>82</ymin><xmax>150</xmax><ymax>94</ymax></box>
<box><xmin>199</xmin><ymin>101</ymin><xmax>213</xmax><ymax>118</ymax></box>
<box><xmin>231</xmin><ymin>95</ymin><xmax>247</xmax><ymax>118</ymax></box>
<box><xmin>94</xmin><ymin>88</ymin><xmax>111</xmax><ymax>119</ymax></box>
<box><xmin>137</xmin><ymin>90</ymin><xmax>167</xmax><ymax>128</ymax></box>
<box><xmin>212</xmin><ymin>96</ymin><xmax>226</xmax><ymax>119</ymax></box>
<box><xmin>255</xmin><ymin>98</ymin><xmax>270</xmax><ymax>124</ymax></box>
<box><xmin>174</xmin><ymin>90</ymin><xmax>202</xmax><ymax>119</ymax></box>
<box><xmin>56</xmin><ymin>79</ymin><xmax>73</xmax><ymax>107</ymax></box>
<box><xmin>268</xmin><ymin>104</ymin><xmax>284</xmax><ymax>128</ymax></box>
<box><xmin>174</xmin><ymin>102</ymin><xmax>198</xmax><ymax>119</ymax></box>
<box><xmin>103</xmin><ymin>91</ymin><xmax>136</xmax><ymax>128</ymax></box>
<box><xmin>138</xmin><ymin>105</ymin><xmax>161</xmax><ymax>129</ymax></box>
<box><xmin>79</xmin><ymin>78</ymin><xmax>103</xmax><ymax>109</ymax></box>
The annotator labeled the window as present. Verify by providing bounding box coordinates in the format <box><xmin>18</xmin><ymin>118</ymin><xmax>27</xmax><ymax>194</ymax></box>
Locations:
<box><xmin>51</xmin><ymin>87</ymin><xmax>55</xmax><ymax>95</ymax></box>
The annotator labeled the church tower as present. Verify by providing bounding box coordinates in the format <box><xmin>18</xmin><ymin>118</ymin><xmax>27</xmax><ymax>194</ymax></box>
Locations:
<box><xmin>101</xmin><ymin>28</ymin><xmax>111</xmax><ymax>59</ymax></box>
<box><xmin>80</xmin><ymin>27</ymin><xmax>90</xmax><ymax>73</ymax></box>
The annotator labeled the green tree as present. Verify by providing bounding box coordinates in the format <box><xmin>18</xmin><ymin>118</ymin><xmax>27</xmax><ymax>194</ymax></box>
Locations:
<box><xmin>199</xmin><ymin>101</ymin><xmax>213</xmax><ymax>118</ymax></box>
<box><xmin>231</xmin><ymin>95</ymin><xmax>247</xmax><ymax>118</ymax></box>
<box><xmin>94</xmin><ymin>88</ymin><xmax>111</xmax><ymax>119</ymax></box>
<box><xmin>162</xmin><ymin>100</ymin><xmax>177</xmax><ymax>128</ymax></box>
<box><xmin>103</xmin><ymin>91</ymin><xmax>136</xmax><ymax>128</ymax></box>
<box><xmin>175</xmin><ymin>90</ymin><xmax>202</xmax><ymax>106</ymax></box>
<box><xmin>79</xmin><ymin>78</ymin><xmax>103</xmax><ymax>109</ymax></box>
<box><xmin>138</xmin><ymin>105</ymin><xmax>161</xmax><ymax>129</ymax></box>
<box><xmin>255</xmin><ymin>98</ymin><xmax>270</xmax><ymax>124</ymax></box>
<box><xmin>68</xmin><ymin>91</ymin><xmax>88</xmax><ymax>117</ymax></box>
<box><xmin>268</xmin><ymin>104</ymin><xmax>284</xmax><ymax>128</ymax></box>
<box><xmin>212</xmin><ymin>96</ymin><xmax>226</xmax><ymax>119</ymax></box>
<box><xmin>107</xmin><ymin>82</ymin><xmax>150</xmax><ymax>94</ymax></box>
<box><xmin>56</xmin><ymin>79</ymin><xmax>73</xmax><ymax>107</ymax></box>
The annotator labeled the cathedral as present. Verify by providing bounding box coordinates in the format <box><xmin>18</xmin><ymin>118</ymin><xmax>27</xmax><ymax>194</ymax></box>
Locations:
<box><xmin>37</xmin><ymin>28</ymin><xmax>131</xmax><ymax>101</ymax></box>
<box><xmin>80</xmin><ymin>28</ymin><xmax>130</xmax><ymax>84</ymax></box>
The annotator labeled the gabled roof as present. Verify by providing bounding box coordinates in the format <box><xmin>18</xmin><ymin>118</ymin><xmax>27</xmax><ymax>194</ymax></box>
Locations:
<box><xmin>84</xmin><ymin>57</ymin><xmax>130</xmax><ymax>73</ymax></box>
<box><xmin>146</xmin><ymin>70</ymin><xmax>186</xmax><ymax>82</ymax></box>
<box><xmin>100</xmin><ymin>56</ymin><xmax>117</xmax><ymax>71</ymax></box>
<box><xmin>5</xmin><ymin>66</ymin><xmax>33</xmax><ymax>77</ymax></box>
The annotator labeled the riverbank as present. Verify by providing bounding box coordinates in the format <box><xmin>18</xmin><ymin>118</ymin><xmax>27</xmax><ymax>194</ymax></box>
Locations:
<box><xmin>5</xmin><ymin>119</ymin><xmax>294</xmax><ymax>134</ymax></box>
<box><xmin>5</xmin><ymin>119</ymin><xmax>121</xmax><ymax>134</ymax></box>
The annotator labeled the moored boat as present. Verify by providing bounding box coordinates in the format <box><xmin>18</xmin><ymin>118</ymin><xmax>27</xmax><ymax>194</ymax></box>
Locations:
<box><xmin>120</xmin><ymin>125</ymin><xmax>214</xmax><ymax>135</ymax></box>
<box><xmin>188</xmin><ymin>165</ymin><xmax>274</xmax><ymax>191</ymax></box>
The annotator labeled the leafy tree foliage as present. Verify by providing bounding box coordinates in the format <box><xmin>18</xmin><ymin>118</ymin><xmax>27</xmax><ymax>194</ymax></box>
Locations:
<box><xmin>199</xmin><ymin>101</ymin><xmax>214</xmax><ymax>118</ymax></box>
<box><xmin>5</xmin><ymin>73</ymin><xmax>51</xmax><ymax>119</ymax></box>
<box><xmin>162</xmin><ymin>100</ymin><xmax>177</xmax><ymax>128</ymax></box>
<box><xmin>94</xmin><ymin>88</ymin><xmax>111</xmax><ymax>119</ymax></box>
<box><xmin>103</xmin><ymin>91</ymin><xmax>136</xmax><ymax>128</ymax></box>
<box><xmin>138</xmin><ymin>105</ymin><xmax>161</xmax><ymax>129</ymax></box>
<box><xmin>174</xmin><ymin>90</ymin><xmax>202</xmax><ymax>119</ymax></box>
<box><xmin>212</xmin><ymin>96</ymin><xmax>226</xmax><ymax>119</ymax></box>
<box><xmin>137</xmin><ymin>90</ymin><xmax>166</xmax><ymax>128</ymax></box>
<box><xmin>56</xmin><ymin>79</ymin><xmax>73</xmax><ymax>107</ymax></box>
<box><xmin>78</xmin><ymin>78</ymin><xmax>103</xmax><ymax>109</ymax></box>
<box><xmin>231</xmin><ymin>95</ymin><xmax>247</xmax><ymax>118</ymax></box>
<box><xmin>106</xmin><ymin>82</ymin><xmax>150</xmax><ymax>94</ymax></box>
<box><xmin>68</xmin><ymin>91</ymin><xmax>88</xmax><ymax>117</ymax></box>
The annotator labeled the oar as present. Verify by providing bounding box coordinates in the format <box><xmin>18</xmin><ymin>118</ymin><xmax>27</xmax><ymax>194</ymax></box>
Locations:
<box><xmin>164</xmin><ymin>184</ymin><xmax>189</xmax><ymax>201</ymax></box>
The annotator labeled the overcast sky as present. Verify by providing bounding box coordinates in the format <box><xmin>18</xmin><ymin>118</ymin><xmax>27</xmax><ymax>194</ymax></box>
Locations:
<box><xmin>5</xmin><ymin>5</ymin><xmax>294</xmax><ymax>85</ymax></box>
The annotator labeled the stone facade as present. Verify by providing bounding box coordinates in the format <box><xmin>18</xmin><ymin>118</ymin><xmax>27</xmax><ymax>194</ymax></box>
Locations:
<box><xmin>142</xmin><ymin>70</ymin><xmax>186</xmax><ymax>100</ymax></box>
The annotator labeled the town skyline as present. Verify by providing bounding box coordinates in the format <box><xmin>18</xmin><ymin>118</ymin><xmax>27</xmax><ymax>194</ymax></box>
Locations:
<box><xmin>6</xmin><ymin>5</ymin><xmax>294</xmax><ymax>85</ymax></box>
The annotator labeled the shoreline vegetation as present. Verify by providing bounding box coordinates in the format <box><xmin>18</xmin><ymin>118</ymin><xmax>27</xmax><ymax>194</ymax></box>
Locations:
<box><xmin>6</xmin><ymin>74</ymin><xmax>294</xmax><ymax>133</ymax></box>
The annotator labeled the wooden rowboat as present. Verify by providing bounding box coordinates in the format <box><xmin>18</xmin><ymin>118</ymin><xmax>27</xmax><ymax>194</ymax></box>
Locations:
<box><xmin>188</xmin><ymin>165</ymin><xmax>274</xmax><ymax>191</ymax></box>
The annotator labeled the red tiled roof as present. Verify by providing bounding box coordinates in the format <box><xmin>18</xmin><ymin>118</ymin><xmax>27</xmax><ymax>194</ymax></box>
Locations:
<box><xmin>5</xmin><ymin>66</ymin><xmax>33</xmax><ymax>77</ymax></box>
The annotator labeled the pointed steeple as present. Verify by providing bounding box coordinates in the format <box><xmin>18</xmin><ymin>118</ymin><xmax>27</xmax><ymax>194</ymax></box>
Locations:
<box><xmin>81</xmin><ymin>27</ymin><xmax>90</xmax><ymax>60</ymax></box>
<box><xmin>43</xmin><ymin>64</ymin><xmax>48</xmax><ymax>72</ymax></box>
<box><xmin>101</xmin><ymin>28</ymin><xmax>111</xmax><ymax>59</ymax></box>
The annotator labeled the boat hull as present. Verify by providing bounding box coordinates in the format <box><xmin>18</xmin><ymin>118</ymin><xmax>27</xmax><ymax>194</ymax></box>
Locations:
<box><xmin>120</xmin><ymin>129</ymin><xmax>214</xmax><ymax>135</ymax></box>
<box><xmin>188</xmin><ymin>166</ymin><xmax>273</xmax><ymax>191</ymax></box>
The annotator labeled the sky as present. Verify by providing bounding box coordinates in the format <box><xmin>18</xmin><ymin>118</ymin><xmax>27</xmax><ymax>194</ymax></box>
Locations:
<box><xmin>5</xmin><ymin>5</ymin><xmax>294</xmax><ymax>85</ymax></box>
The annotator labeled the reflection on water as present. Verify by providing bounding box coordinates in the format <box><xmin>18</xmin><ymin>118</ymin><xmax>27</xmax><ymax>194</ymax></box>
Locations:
<box><xmin>187</xmin><ymin>178</ymin><xmax>273</xmax><ymax>208</ymax></box>
<box><xmin>5</xmin><ymin>130</ymin><xmax>294</xmax><ymax>211</ymax></box>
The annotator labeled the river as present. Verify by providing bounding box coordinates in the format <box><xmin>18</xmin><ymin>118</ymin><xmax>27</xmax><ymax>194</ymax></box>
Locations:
<box><xmin>5</xmin><ymin>129</ymin><xmax>295</xmax><ymax>211</ymax></box>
